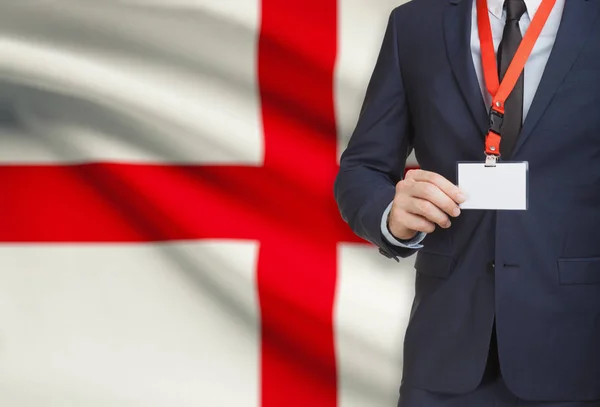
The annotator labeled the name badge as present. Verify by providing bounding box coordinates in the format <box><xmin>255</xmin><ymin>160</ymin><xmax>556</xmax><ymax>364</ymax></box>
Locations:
<box><xmin>457</xmin><ymin>162</ymin><xmax>528</xmax><ymax>210</ymax></box>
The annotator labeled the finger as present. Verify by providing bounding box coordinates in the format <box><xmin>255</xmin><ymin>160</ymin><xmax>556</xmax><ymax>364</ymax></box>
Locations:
<box><xmin>411</xmin><ymin>182</ymin><xmax>462</xmax><ymax>218</ymax></box>
<box><xmin>407</xmin><ymin>170</ymin><xmax>465</xmax><ymax>204</ymax></box>
<box><xmin>395</xmin><ymin>211</ymin><xmax>437</xmax><ymax>234</ymax></box>
<box><xmin>406</xmin><ymin>197</ymin><xmax>452</xmax><ymax>228</ymax></box>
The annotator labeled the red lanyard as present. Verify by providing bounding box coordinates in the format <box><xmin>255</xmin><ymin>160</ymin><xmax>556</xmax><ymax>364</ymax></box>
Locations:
<box><xmin>477</xmin><ymin>0</ymin><xmax>556</xmax><ymax>158</ymax></box>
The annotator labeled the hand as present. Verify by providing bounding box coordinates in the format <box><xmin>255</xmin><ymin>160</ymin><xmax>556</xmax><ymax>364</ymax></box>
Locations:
<box><xmin>388</xmin><ymin>169</ymin><xmax>466</xmax><ymax>240</ymax></box>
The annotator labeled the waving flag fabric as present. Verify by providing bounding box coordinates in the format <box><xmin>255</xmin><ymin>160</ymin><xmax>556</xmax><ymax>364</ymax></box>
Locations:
<box><xmin>0</xmin><ymin>1</ymin><xmax>418</xmax><ymax>406</ymax></box>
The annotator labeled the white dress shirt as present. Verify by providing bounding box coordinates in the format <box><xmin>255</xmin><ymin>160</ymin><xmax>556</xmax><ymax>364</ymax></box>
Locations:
<box><xmin>381</xmin><ymin>0</ymin><xmax>565</xmax><ymax>248</ymax></box>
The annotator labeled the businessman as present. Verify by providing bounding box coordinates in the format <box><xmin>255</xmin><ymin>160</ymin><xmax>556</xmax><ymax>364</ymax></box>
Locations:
<box><xmin>334</xmin><ymin>0</ymin><xmax>600</xmax><ymax>406</ymax></box>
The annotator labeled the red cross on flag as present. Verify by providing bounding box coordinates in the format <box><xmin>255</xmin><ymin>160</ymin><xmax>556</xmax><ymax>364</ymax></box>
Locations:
<box><xmin>0</xmin><ymin>0</ymin><xmax>418</xmax><ymax>406</ymax></box>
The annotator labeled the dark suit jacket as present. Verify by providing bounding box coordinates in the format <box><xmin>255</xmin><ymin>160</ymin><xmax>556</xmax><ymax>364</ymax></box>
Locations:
<box><xmin>334</xmin><ymin>0</ymin><xmax>600</xmax><ymax>401</ymax></box>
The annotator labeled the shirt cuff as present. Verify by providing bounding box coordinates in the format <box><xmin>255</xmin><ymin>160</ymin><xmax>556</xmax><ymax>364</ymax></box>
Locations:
<box><xmin>380</xmin><ymin>201</ymin><xmax>426</xmax><ymax>249</ymax></box>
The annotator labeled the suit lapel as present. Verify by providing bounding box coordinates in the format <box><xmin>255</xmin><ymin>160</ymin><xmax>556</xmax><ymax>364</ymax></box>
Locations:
<box><xmin>513</xmin><ymin>0</ymin><xmax>600</xmax><ymax>156</ymax></box>
<box><xmin>444</xmin><ymin>0</ymin><xmax>489</xmax><ymax>136</ymax></box>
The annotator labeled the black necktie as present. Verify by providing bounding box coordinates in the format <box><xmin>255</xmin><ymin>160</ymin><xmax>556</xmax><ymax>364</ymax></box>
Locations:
<box><xmin>497</xmin><ymin>0</ymin><xmax>527</xmax><ymax>159</ymax></box>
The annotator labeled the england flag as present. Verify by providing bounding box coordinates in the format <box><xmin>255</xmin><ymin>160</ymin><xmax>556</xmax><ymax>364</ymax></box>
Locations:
<box><xmin>0</xmin><ymin>1</ymin><xmax>418</xmax><ymax>406</ymax></box>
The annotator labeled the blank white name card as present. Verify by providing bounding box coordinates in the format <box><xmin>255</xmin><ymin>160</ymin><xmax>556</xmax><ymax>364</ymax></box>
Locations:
<box><xmin>457</xmin><ymin>162</ymin><xmax>528</xmax><ymax>210</ymax></box>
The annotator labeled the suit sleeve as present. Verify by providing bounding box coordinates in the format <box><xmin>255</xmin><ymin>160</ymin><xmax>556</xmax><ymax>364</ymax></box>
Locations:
<box><xmin>334</xmin><ymin>8</ymin><xmax>416</xmax><ymax>260</ymax></box>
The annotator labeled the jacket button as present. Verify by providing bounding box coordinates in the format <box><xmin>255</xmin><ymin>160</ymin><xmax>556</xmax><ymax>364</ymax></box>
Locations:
<box><xmin>487</xmin><ymin>261</ymin><xmax>495</xmax><ymax>274</ymax></box>
<box><xmin>378</xmin><ymin>248</ymin><xmax>392</xmax><ymax>258</ymax></box>
<box><xmin>378</xmin><ymin>248</ymin><xmax>399</xmax><ymax>262</ymax></box>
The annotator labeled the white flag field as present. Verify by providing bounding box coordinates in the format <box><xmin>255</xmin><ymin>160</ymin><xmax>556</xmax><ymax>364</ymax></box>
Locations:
<box><xmin>0</xmin><ymin>1</ymin><xmax>419</xmax><ymax>406</ymax></box>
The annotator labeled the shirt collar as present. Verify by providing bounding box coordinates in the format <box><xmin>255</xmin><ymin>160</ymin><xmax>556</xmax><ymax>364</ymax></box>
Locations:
<box><xmin>487</xmin><ymin>0</ymin><xmax>543</xmax><ymax>20</ymax></box>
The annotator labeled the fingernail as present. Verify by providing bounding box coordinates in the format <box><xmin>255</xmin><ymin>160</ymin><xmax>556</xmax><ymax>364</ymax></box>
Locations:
<box><xmin>453</xmin><ymin>208</ymin><xmax>461</xmax><ymax>217</ymax></box>
<box><xmin>444</xmin><ymin>221</ymin><xmax>452</xmax><ymax>228</ymax></box>
<box><xmin>456</xmin><ymin>193</ymin><xmax>466</xmax><ymax>203</ymax></box>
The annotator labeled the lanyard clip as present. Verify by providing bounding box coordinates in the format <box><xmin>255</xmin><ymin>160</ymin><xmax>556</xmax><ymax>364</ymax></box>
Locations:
<box><xmin>485</xmin><ymin>154</ymin><xmax>498</xmax><ymax>167</ymax></box>
<box><xmin>488</xmin><ymin>108</ymin><xmax>504</xmax><ymax>135</ymax></box>
<box><xmin>485</xmin><ymin>107</ymin><xmax>503</xmax><ymax>158</ymax></box>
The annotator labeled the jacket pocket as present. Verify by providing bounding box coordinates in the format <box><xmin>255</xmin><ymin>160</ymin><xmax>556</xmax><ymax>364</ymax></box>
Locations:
<box><xmin>414</xmin><ymin>251</ymin><xmax>454</xmax><ymax>280</ymax></box>
<box><xmin>558</xmin><ymin>257</ymin><xmax>600</xmax><ymax>285</ymax></box>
